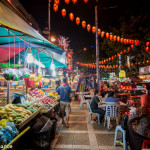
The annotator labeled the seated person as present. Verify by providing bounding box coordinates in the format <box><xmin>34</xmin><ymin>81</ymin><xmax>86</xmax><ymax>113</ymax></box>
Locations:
<box><xmin>90</xmin><ymin>92</ymin><xmax>105</xmax><ymax>123</ymax></box>
<box><xmin>129</xmin><ymin>107</ymin><xmax>150</xmax><ymax>138</ymax></box>
<box><xmin>105</xmin><ymin>91</ymin><xmax>119</xmax><ymax>104</ymax></box>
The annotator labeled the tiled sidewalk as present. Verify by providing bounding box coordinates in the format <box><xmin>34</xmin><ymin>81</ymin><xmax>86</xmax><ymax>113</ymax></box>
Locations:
<box><xmin>50</xmin><ymin>101</ymin><xmax>123</xmax><ymax>150</ymax></box>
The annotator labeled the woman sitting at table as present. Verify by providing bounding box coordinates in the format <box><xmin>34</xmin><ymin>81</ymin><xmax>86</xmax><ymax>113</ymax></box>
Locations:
<box><xmin>105</xmin><ymin>91</ymin><xmax>119</xmax><ymax>104</ymax></box>
<box><xmin>90</xmin><ymin>92</ymin><xmax>105</xmax><ymax>123</ymax></box>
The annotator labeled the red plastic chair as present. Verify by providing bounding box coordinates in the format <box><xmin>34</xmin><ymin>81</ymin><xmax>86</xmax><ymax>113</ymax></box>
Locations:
<box><xmin>142</xmin><ymin>140</ymin><xmax>150</xmax><ymax>148</ymax></box>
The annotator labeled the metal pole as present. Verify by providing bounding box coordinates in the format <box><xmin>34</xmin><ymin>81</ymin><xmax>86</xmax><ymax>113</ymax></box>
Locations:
<box><xmin>48</xmin><ymin>0</ymin><xmax>51</xmax><ymax>40</ymax></box>
<box><xmin>95</xmin><ymin>1</ymin><xmax>100</xmax><ymax>90</ymax></box>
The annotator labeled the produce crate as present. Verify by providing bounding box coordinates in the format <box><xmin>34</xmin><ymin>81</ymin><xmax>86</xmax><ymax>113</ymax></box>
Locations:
<box><xmin>16</xmin><ymin>108</ymin><xmax>41</xmax><ymax>130</ymax></box>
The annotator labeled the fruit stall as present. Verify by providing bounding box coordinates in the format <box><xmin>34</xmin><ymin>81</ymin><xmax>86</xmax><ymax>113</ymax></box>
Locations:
<box><xmin>0</xmin><ymin>86</ymin><xmax>60</xmax><ymax>149</ymax></box>
<box><xmin>0</xmin><ymin>71</ymin><xmax>60</xmax><ymax>149</ymax></box>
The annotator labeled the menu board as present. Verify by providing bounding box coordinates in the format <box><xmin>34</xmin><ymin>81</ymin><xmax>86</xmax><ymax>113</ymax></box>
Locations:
<box><xmin>139</xmin><ymin>66</ymin><xmax>150</xmax><ymax>75</ymax></box>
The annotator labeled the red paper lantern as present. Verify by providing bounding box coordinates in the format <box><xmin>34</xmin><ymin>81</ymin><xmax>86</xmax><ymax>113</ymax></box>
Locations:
<box><xmin>132</xmin><ymin>40</ymin><xmax>134</xmax><ymax>44</ymax></box>
<box><xmin>101</xmin><ymin>31</ymin><xmax>104</xmax><ymax>38</ymax></box>
<box><xmin>65</xmin><ymin>0</ymin><xmax>70</xmax><ymax>4</ymax></box>
<box><xmin>146</xmin><ymin>42</ymin><xmax>149</xmax><ymax>47</ymax></box>
<box><xmin>136</xmin><ymin>40</ymin><xmax>139</xmax><ymax>45</ymax></box>
<box><xmin>126</xmin><ymin>39</ymin><xmax>129</xmax><ymax>44</ymax></box>
<box><xmin>54</xmin><ymin>0</ymin><xmax>59</xmax><ymax>5</ymax></box>
<box><xmin>110</xmin><ymin>35</ymin><xmax>113</xmax><ymax>40</ymax></box>
<box><xmin>129</xmin><ymin>39</ymin><xmax>132</xmax><ymax>44</ymax></box>
<box><xmin>72</xmin><ymin>0</ymin><xmax>77</xmax><ymax>4</ymax></box>
<box><xmin>68</xmin><ymin>54</ymin><xmax>72</xmax><ymax>59</ymax></box>
<box><xmin>135</xmin><ymin>40</ymin><xmax>139</xmax><ymax>46</ymax></box>
<box><xmin>121</xmin><ymin>38</ymin><xmax>124</xmax><ymax>43</ymax></box>
<box><xmin>61</xmin><ymin>9</ymin><xmax>66</xmax><ymax>17</ymax></box>
<box><xmin>117</xmin><ymin>36</ymin><xmax>120</xmax><ymax>42</ymax></box>
<box><xmin>146</xmin><ymin>47</ymin><xmax>149</xmax><ymax>52</ymax></box>
<box><xmin>127</xmin><ymin>47</ymin><xmax>130</xmax><ymax>51</ymax></box>
<box><xmin>82</xmin><ymin>21</ymin><xmax>86</xmax><ymax>28</ymax></box>
<box><xmin>124</xmin><ymin>39</ymin><xmax>127</xmax><ymax>44</ymax></box>
<box><xmin>98</xmin><ymin>29</ymin><xmax>101</xmax><ymax>35</ymax></box>
<box><xmin>106</xmin><ymin>32</ymin><xmax>109</xmax><ymax>39</ymax></box>
<box><xmin>92</xmin><ymin>26</ymin><xmax>96</xmax><ymax>33</ymax></box>
<box><xmin>53</xmin><ymin>4</ymin><xmax>58</xmax><ymax>12</ymax></box>
<box><xmin>124</xmin><ymin>49</ymin><xmax>126</xmax><ymax>53</ymax></box>
<box><xmin>87</xmin><ymin>24</ymin><xmax>91</xmax><ymax>32</ymax></box>
<box><xmin>76</xmin><ymin>17</ymin><xmax>80</xmax><ymax>25</ymax></box>
<box><xmin>109</xmin><ymin>58</ymin><xmax>111</xmax><ymax>61</ymax></box>
<box><xmin>69</xmin><ymin>13</ymin><xmax>74</xmax><ymax>21</ymax></box>
<box><xmin>68</xmin><ymin>65</ymin><xmax>72</xmax><ymax>70</ymax></box>
<box><xmin>83</xmin><ymin>0</ymin><xmax>88</xmax><ymax>3</ymax></box>
<box><xmin>112</xmin><ymin>56</ymin><xmax>114</xmax><ymax>60</ymax></box>
<box><xmin>113</xmin><ymin>36</ymin><xmax>117</xmax><ymax>41</ymax></box>
<box><xmin>115</xmin><ymin>55</ymin><xmax>117</xmax><ymax>57</ymax></box>
<box><xmin>117</xmin><ymin>53</ymin><xmax>120</xmax><ymax>57</ymax></box>
<box><xmin>131</xmin><ymin>45</ymin><xmax>134</xmax><ymax>49</ymax></box>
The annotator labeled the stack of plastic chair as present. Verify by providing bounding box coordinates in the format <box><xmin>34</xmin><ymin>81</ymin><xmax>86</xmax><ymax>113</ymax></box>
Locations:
<box><xmin>104</xmin><ymin>103</ymin><xmax>119</xmax><ymax>129</ymax></box>
<box><xmin>87</xmin><ymin>101</ymin><xmax>100</xmax><ymax>124</ymax></box>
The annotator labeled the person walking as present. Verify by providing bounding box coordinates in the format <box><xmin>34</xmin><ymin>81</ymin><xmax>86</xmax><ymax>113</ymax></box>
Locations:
<box><xmin>56</xmin><ymin>77</ymin><xmax>72</xmax><ymax>128</ymax></box>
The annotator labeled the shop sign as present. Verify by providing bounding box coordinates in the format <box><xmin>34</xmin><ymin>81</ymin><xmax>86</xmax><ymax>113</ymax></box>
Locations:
<box><xmin>119</xmin><ymin>70</ymin><xmax>126</xmax><ymax>82</ymax></box>
<box><xmin>127</xmin><ymin>56</ymin><xmax>130</xmax><ymax>68</ymax></box>
<box><xmin>119</xmin><ymin>70</ymin><xmax>126</xmax><ymax>78</ymax></box>
<box><xmin>139</xmin><ymin>66</ymin><xmax>150</xmax><ymax>75</ymax></box>
<box><xmin>109</xmin><ymin>72</ymin><xmax>116</xmax><ymax>78</ymax></box>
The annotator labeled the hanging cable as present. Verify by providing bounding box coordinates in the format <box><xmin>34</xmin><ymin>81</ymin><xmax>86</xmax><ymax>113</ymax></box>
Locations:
<box><xmin>14</xmin><ymin>36</ymin><xmax>15</xmax><ymax>68</ymax></box>
<box><xmin>8</xmin><ymin>29</ymin><xmax>10</xmax><ymax>68</ymax></box>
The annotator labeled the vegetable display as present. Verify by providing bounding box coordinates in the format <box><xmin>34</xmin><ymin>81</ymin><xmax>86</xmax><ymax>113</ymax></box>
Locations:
<box><xmin>0</xmin><ymin>104</ymin><xmax>37</xmax><ymax>124</ymax></box>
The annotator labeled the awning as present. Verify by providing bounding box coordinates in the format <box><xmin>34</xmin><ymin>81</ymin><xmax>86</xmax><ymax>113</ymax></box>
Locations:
<box><xmin>0</xmin><ymin>1</ymin><xmax>60</xmax><ymax>50</ymax></box>
<box><xmin>0</xmin><ymin>42</ymin><xmax>67</xmax><ymax>67</ymax></box>
<box><xmin>9</xmin><ymin>49</ymin><xmax>67</xmax><ymax>68</ymax></box>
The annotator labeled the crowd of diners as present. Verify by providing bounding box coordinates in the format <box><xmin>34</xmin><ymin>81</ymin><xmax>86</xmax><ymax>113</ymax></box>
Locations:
<box><xmin>81</xmin><ymin>80</ymin><xmax>150</xmax><ymax>149</ymax></box>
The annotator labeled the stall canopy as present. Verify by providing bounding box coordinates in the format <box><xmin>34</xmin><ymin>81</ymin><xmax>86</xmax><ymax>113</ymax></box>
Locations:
<box><xmin>0</xmin><ymin>1</ymin><xmax>67</xmax><ymax>68</ymax></box>
<box><xmin>0</xmin><ymin>42</ymin><xmax>66</xmax><ymax>68</ymax></box>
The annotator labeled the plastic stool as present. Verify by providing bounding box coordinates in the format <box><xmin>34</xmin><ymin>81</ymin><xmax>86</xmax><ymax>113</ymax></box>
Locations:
<box><xmin>114</xmin><ymin>125</ymin><xmax>127</xmax><ymax>150</ymax></box>
<box><xmin>142</xmin><ymin>140</ymin><xmax>150</xmax><ymax>149</ymax></box>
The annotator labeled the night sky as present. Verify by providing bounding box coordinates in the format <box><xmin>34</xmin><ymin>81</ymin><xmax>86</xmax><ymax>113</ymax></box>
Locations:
<box><xmin>19</xmin><ymin>0</ymin><xmax>149</xmax><ymax>62</ymax></box>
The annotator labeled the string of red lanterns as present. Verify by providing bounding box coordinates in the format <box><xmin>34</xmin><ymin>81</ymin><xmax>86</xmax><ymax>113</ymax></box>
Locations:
<box><xmin>53</xmin><ymin>3</ymin><xmax>149</xmax><ymax>52</ymax></box>
<box><xmin>76</xmin><ymin>59</ymin><xmax>150</xmax><ymax>69</ymax></box>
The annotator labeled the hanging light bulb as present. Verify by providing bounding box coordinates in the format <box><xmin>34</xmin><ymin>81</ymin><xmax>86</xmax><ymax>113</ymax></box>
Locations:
<box><xmin>38</xmin><ymin>67</ymin><xmax>42</xmax><ymax>74</ymax></box>
<box><xmin>18</xmin><ymin>59</ymin><xmax>21</xmax><ymax>65</ymax></box>
<box><xmin>50</xmin><ymin>59</ymin><xmax>55</xmax><ymax>70</ymax></box>
<box><xmin>27</xmin><ymin>47</ymin><xmax>33</xmax><ymax>63</ymax></box>
<box><xmin>52</xmin><ymin>70</ymin><xmax>57</xmax><ymax>76</ymax></box>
